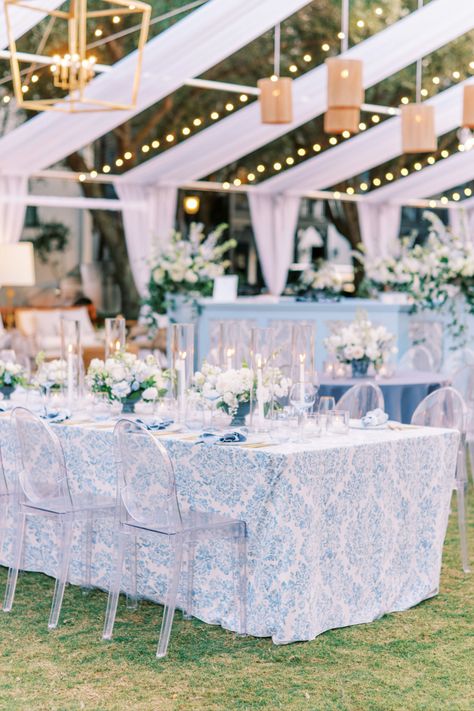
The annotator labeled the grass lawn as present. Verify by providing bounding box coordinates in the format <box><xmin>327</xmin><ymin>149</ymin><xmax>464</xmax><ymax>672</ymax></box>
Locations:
<box><xmin>0</xmin><ymin>489</ymin><xmax>472</xmax><ymax>711</ymax></box>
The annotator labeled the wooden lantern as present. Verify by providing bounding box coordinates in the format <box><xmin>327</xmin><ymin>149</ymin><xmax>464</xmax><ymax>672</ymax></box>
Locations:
<box><xmin>462</xmin><ymin>85</ymin><xmax>474</xmax><ymax>129</ymax></box>
<box><xmin>326</xmin><ymin>57</ymin><xmax>364</xmax><ymax>109</ymax></box>
<box><xmin>258</xmin><ymin>77</ymin><xmax>293</xmax><ymax>124</ymax></box>
<box><xmin>401</xmin><ymin>103</ymin><xmax>437</xmax><ymax>153</ymax></box>
<box><xmin>324</xmin><ymin>108</ymin><xmax>360</xmax><ymax>135</ymax></box>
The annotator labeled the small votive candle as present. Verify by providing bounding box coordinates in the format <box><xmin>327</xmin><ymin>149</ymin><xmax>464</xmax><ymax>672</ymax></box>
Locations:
<box><xmin>334</xmin><ymin>363</ymin><xmax>346</xmax><ymax>379</ymax></box>
<box><xmin>327</xmin><ymin>409</ymin><xmax>350</xmax><ymax>435</ymax></box>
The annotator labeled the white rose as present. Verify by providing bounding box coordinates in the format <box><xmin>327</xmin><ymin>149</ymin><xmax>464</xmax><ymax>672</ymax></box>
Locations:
<box><xmin>142</xmin><ymin>386</ymin><xmax>158</xmax><ymax>401</ymax></box>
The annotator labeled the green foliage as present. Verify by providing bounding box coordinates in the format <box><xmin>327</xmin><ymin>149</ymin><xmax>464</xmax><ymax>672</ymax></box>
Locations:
<box><xmin>33</xmin><ymin>222</ymin><xmax>69</xmax><ymax>263</ymax></box>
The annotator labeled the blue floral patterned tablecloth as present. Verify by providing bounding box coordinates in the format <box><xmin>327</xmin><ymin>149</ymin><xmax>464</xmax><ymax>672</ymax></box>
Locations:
<box><xmin>0</xmin><ymin>418</ymin><xmax>459</xmax><ymax>644</ymax></box>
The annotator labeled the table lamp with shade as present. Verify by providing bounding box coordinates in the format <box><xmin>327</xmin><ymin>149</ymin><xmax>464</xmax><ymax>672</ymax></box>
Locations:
<box><xmin>0</xmin><ymin>242</ymin><xmax>36</xmax><ymax>328</ymax></box>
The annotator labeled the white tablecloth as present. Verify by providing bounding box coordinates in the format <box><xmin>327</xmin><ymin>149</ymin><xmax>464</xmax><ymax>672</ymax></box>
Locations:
<box><xmin>0</xmin><ymin>416</ymin><xmax>458</xmax><ymax>644</ymax></box>
<box><xmin>319</xmin><ymin>371</ymin><xmax>450</xmax><ymax>423</ymax></box>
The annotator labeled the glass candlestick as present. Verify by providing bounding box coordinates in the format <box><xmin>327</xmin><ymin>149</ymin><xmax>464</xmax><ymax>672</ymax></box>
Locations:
<box><xmin>60</xmin><ymin>317</ymin><xmax>83</xmax><ymax>408</ymax></box>
<box><xmin>249</xmin><ymin>326</ymin><xmax>275</xmax><ymax>431</ymax></box>
<box><xmin>105</xmin><ymin>316</ymin><xmax>126</xmax><ymax>359</ymax></box>
<box><xmin>170</xmin><ymin>323</ymin><xmax>195</xmax><ymax>422</ymax></box>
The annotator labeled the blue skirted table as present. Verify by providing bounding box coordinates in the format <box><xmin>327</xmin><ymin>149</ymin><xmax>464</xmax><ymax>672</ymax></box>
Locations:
<box><xmin>0</xmin><ymin>415</ymin><xmax>458</xmax><ymax>644</ymax></box>
<box><xmin>318</xmin><ymin>372</ymin><xmax>450</xmax><ymax>423</ymax></box>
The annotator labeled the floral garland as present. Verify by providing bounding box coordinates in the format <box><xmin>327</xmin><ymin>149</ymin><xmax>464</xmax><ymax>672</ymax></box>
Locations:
<box><xmin>144</xmin><ymin>223</ymin><xmax>236</xmax><ymax>328</ymax></box>
<box><xmin>363</xmin><ymin>211</ymin><xmax>474</xmax><ymax>343</ymax></box>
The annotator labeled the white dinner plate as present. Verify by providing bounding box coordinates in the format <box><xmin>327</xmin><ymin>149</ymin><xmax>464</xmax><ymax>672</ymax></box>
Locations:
<box><xmin>349</xmin><ymin>419</ymin><xmax>389</xmax><ymax>430</ymax></box>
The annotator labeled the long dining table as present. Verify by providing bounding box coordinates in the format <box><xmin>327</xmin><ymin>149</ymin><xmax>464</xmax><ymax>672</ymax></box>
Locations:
<box><xmin>0</xmin><ymin>412</ymin><xmax>459</xmax><ymax>644</ymax></box>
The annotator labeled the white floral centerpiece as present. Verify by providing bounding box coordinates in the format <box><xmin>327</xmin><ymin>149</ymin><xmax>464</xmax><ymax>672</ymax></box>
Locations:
<box><xmin>299</xmin><ymin>260</ymin><xmax>344</xmax><ymax>297</ymax></box>
<box><xmin>86</xmin><ymin>352</ymin><xmax>169</xmax><ymax>413</ymax></box>
<box><xmin>0</xmin><ymin>359</ymin><xmax>26</xmax><ymax>400</ymax></box>
<box><xmin>191</xmin><ymin>362</ymin><xmax>292</xmax><ymax>425</ymax></box>
<box><xmin>34</xmin><ymin>356</ymin><xmax>67</xmax><ymax>393</ymax></box>
<box><xmin>324</xmin><ymin>311</ymin><xmax>397</xmax><ymax>378</ymax></box>
<box><xmin>145</xmin><ymin>223</ymin><xmax>237</xmax><ymax>328</ymax></box>
<box><xmin>364</xmin><ymin>211</ymin><xmax>474</xmax><ymax>343</ymax></box>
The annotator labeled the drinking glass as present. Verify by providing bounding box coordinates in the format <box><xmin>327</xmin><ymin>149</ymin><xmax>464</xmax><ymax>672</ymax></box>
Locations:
<box><xmin>203</xmin><ymin>388</ymin><xmax>221</xmax><ymax>429</ymax></box>
<box><xmin>289</xmin><ymin>382</ymin><xmax>316</xmax><ymax>439</ymax></box>
<box><xmin>326</xmin><ymin>409</ymin><xmax>350</xmax><ymax>435</ymax></box>
<box><xmin>318</xmin><ymin>396</ymin><xmax>335</xmax><ymax>413</ymax></box>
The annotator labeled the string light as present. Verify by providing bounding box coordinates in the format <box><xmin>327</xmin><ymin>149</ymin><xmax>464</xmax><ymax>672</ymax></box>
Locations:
<box><xmin>429</xmin><ymin>200</ymin><xmax>437</xmax><ymax>208</ymax></box>
<box><xmin>233</xmin><ymin>178</ymin><xmax>241</xmax><ymax>186</ymax></box>
<box><xmin>427</xmin><ymin>156</ymin><xmax>435</xmax><ymax>164</ymax></box>
<box><xmin>385</xmin><ymin>172</ymin><xmax>394</xmax><ymax>181</ymax></box>
<box><xmin>360</xmin><ymin>182</ymin><xmax>368</xmax><ymax>191</ymax></box>
<box><xmin>2</xmin><ymin>95</ymin><xmax>10</xmax><ymax>104</ymax></box>
<box><xmin>94</xmin><ymin>28</ymin><xmax>103</xmax><ymax>37</ymax></box>
<box><xmin>289</xmin><ymin>64</ymin><xmax>298</xmax><ymax>73</ymax></box>
<box><xmin>452</xmin><ymin>192</ymin><xmax>460</xmax><ymax>201</ymax></box>
<box><xmin>222</xmin><ymin>181</ymin><xmax>230</xmax><ymax>189</ymax></box>
<box><xmin>239</xmin><ymin>94</ymin><xmax>248</xmax><ymax>102</ymax></box>
<box><xmin>192</xmin><ymin>118</ymin><xmax>202</xmax><ymax>126</ymax></box>
<box><xmin>401</xmin><ymin>97</ymin><xmax>409</xmax><ymax>104</ymax></box>
<box><xmin>115</xmin><ymin>158</ymin><xmax>123</xmax><ymax>166</ymax></box>
<box><xmin>247</xmin><ymin>173</ymin><xmax>255</xmax><ymax>181</ymax></box>
<box><xmin>337</xmin><ymin>32</ymin><xmax>345</xmax><ymax>40</ymax></box>
<box><xmin>210</xmin><ymin>112</ymin><xmax>219</xmax><ymax>120</ymax></box>
<box><xmin>452</xmin><ymin>71</ymin><xmax>460</xmax><ymax>79</ymax></box>
<box><xmin>414</xmin><ymin>162</ymin><xmax>422</xmax><ymax>170</ymax></box>
<box><xmin>257</xmin><ymin>164</ymin><xmax>265</xmax><ymax>173</ymax></box>
<box><xmin>371</xmin><ymin>115</ymin><xmax>380</xmax><ymax>123</ymax></box>
<box><xmin>165</xmin><ymin>134</ymin><xmax>174</xmax><ymax>142</ymax></box>
<box><xmin>440</xmin><ymin>196</ymin><xmax>449</xmax><ymax>204</ymax></box>
<box><xmin>273</xmin><ymin>162</ymin><xmax>282</xmax><ymax>170</ymax></box>
<box><xmin>421</xmin><ymin>88</ymin><xmax>428</xmax><ymax>97</ymax></box>
<box><xmin>312</xmin><ymin>143</ymin><xmax>321</xmax><ymax>152</ymax></box>
<box><xmin>329</xmin><ymin>137</ymin><xmax>338</xmax><ymax>145</ymax></box>
<box><xmin>225</xmin><ymin>103</ymin><xmax>234</xmax><ymax>111</ymax></box>
<box><xmin>374</xmin><ymin>7</ymin><xmax>383</xmax><ymax>15</ymax></box>
<box><xmin>112</xmin><ymin>15</ymin><xmax>121</xmax><ymax>23</ymax></box>
<box><xmin>432</xmin><ymin>76</ymin><xmax>440</xmax><ymax>84</ymax></box>
<box><xmin>342</xmin><ymin>130</ymin><xmax>351</xmax><ymax>138</ymax></box>
<box><xmin>346</xmin><ymin>187</ymin><xmax>355</xmax><ymax>195</ymax></box>
<box><xmin>90</xmin><ymin>170</ymin><xmax>98</xmax><ymax>178</ymax></box>
<box><xmin>31</xmin><ymin>74</ymin><xmax>39</xmax><ymax>83</ymax></box>
<box><xmin>321</xmin><ymin>43</ymin><xmax>330</xmax><ymax>51</ymax></box>
<box><xmin>151</xmin><ymin>140</ymin><xmax>159</xmax><ymax>149</ymax></box>
<box><xmin>78</xmin><ymin>173</ymin><xmax>86</xmax><ymax>181</ymax></box>
<box><xmin>297</xmin><ymin>148</ymin><xmax>306</xmax><ymax>156</ymax></box>
<box><xmin>373</xmin><ymin>178</ymin><xmax>381</xmax><ymax>186</ymax></box>
<box><xmin>102</xmin><ymin>165</ymin><xmax>111</xmax><ymax>173</ymax></box>
<box><xmin>141</xmin><ymin>144</ymin><xmax>150</xmax><ymax>152</ymax></box>
<box><xmin>182</xmin><ymin>127</ymin><xmax>191</xmax><ymax>135</ymax></box>
<box><xmin>401</xmin><ymin>168</ymin><xmax>409</xmax><ymax>176</ymax></box>
<box><xmin>333</xmin><ymin>191</ymin><xmax>341</xmax><ymax>199</ymax></box>
<box><xmin>441</xmin><ymin>149</ymin><xmax>449</xmax><ymax>158</ymax></box>
<box><xmin>286</xmin><ymin>156</ymin><xmax>295</xmax><ymax>165</ymax></box>
<box><xmin>359</xmin><ymin>122</ymin><xmax>367</xmax><ymax>131</ymax></box>
<box><xmin>465</xmin><ymin>188</ymin><xmax>472</xmax><ymax>196</ymax></box>
<box><xmin>356</xmin><ymin>20</ymin><xmax>365</xmax><ymax>28</ymax></box>
<box><xmin>303</xmin><ymin>54</ymin><xmax>312</xmax><ymax>62</ymax></box>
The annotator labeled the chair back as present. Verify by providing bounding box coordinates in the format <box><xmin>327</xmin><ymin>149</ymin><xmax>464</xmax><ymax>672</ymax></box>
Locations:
<box><xmin>398</xmin><ymin>345</ymin><xmax>434</xmax><ymax>372</ymax></box>
<box><xmin>443</xmin><ymin>347</ymin><xmax>474</xmax><ymax>376</ymax></box>
<box><xmin>451</xmin><ymin>366</ymin><xmax>474</xmax><ymax>406</ymax></box>
<box><xmin>114</xmin><ymin>419</ymin><xmax>182</xmax><ymax>531</ymax></box>
<box><xmin>336</xmin><ymin>382</ymin><xmax>385</xmax><ymax>418</ymax></box>
<box><xmin>12</xmin><ymin>407</ymin><xmax>73</xmax><ymax>508</ymax></box>
<box><xmin>0</xmin><ymin>443</ymin><xmax>8</xmax><ymax>497</ymax></box>
<box><xmin>411</xmin><ymin>386</ymin><xmax>465</xmax><ymax>431</ymax></box>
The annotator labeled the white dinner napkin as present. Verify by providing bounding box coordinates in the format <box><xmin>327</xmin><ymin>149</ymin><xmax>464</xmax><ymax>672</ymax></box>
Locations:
<box><xmin>361</xmin><ymin>408</ymin><xmax>389</xmax><ymax>428</ymax></box>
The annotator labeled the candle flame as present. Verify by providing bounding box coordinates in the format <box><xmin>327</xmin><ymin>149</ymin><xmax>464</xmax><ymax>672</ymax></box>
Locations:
<box><xmin>67</xmin><ymin>344</ymin><xmax>73</xmax><ymax>354</ymax></box>
<box><xmin>179</xmin><ymin>350</ymin><xmax>187</xmax><ymax>360</ymax></box>
<box><xmin>115</xmin><ymin>340</ymin><xmax>121</xmax><ymax>351</ymax></box>
<box><xmin>226</xmin><ymin>347</ymin><xmax>235</xmax><ymax>357</ymax></box>
<box><xmin>299</xmin><ymin>353</ymin><xmax>306</xmax><ymax>364</ymax></box>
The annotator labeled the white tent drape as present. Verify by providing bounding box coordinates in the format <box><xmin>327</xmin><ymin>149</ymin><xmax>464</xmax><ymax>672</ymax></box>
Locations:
<box><xmin>115</xmin><ymin>183</ymin><xmax>178</xmax><ymax>296</ymax></box>
<box><xmin>357</xmin><ymin>203</ymin><xmax>401</xmax><ymax>259</ymax></box>
<box><xmin>0</xmin><ymin>175</ymin><xmax>28</xmax><ymax>245</ymax></box>
<box><xmin>248</xmin><ymin>193</ymin><xmax>300</xmax><ymax>295</ymax></box>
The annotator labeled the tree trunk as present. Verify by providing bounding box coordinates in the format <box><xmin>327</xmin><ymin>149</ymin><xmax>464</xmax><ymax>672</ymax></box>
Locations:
<box><xmin>66</xmin><ymin>152</ymin><xmax>140</xmax><ymax>317</ymax></box>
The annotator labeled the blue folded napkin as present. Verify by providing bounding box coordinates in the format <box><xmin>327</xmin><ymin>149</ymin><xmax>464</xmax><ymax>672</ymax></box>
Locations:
<box><xmin>41</xmin><ymin>409</ymin><xmax>71</xmax><ymax>424</ymax></box>
<box><xmin>361</xmin><ymin>408</ymin><xmax>389</xmax><ymax>428</ymax></box>
<box><xmin>196</xmin><ymin>431</ymin><xmax>247</xmax><ymax>445</ymax></box>
<box><xmin>135</xmin><ymin>418</ymin><xmax>174</xmax><ymax>431</ymax></box>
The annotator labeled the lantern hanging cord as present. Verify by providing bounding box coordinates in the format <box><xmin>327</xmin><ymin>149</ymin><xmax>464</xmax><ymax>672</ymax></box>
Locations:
<box><xmin>341</xmin><ymin>0</ymin><xmax>349</xmax><ymax>53</ymax></box>
<box><xmin>273</xmin><ymin>23</ymin><xmax>281</xmax><ymax>77</ymax></box>
<box><xmin>416</xmin><ymin>0</ymin><xmax>423</xmax><ymax>102</ymax></box>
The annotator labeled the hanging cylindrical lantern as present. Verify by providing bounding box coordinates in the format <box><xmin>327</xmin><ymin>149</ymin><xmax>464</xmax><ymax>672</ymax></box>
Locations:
<box><xmin>258</xmin><ymin>76</ymin><xmax>293</xmax><ymax>124</ymax></box>
<box><xmin>401</xmin><ymin>103</ymin><xmax>437</xmax><ymax>153</ymax></box>
<box><xmin>326</xmin><ymin>58</ymin><xmax>364</xmax><ymax>109</ymax></box>
<box><xmin>462</xmin><ymin>85</ymin><xmax>474</xmax><ymax>129</ymax></box>
<box><xmin>324</xmin><ymin>108</ymin><xmax>360</xmax><ymax>135</ymax></box>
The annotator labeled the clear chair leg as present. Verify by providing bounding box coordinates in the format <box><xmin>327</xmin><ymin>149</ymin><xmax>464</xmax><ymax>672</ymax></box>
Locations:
<box><xmin>183</xmin><ymin>539</ymin><xmax>195</xmax><ymax>621</ymax></box>
<box><xmin>456</xmin><ymin>484</ymin><xmax>471</xmax><ymax>574</ymax></box>
<box><xmin>156</xmin><ymin>535</ymin><xmax>184</xmax><ymax>659</ymax></box>
<box><xmin>81</xmin><ymin>511</ymin><xmax>93</xmax><ymax>594</ymax></box>
<box><xmin>102</xmin><ymin>534</ymin><xmax>127</xmax><ymax>640</ymax></box>
<box><xmin>3</xmin><ymin>513</ymin><xmax>26</xmax><ymax>612</ymax></box>
<box><xmin>468</xmin><ymin>442</ymin><xmax>474</xmax><ymax>485</ymax></box>
<box><xmin>48</xmin><ymin>517</ymin><xmax>74</xmax><ymax>629</ymax></box>
<box><xmin>125</xmin><ymin>535</ymin><xmax>138</xmax><ymax>611</ymax></box>
<box><xmin>234</xmin><ymin>534</ymin><xmax>247</xmax><ymax>636</ymax></box>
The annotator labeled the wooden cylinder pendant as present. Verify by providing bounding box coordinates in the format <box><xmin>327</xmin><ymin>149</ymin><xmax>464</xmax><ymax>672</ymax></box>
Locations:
<box><xmin>258</xmin><ymin>76</ymin><xmax>293</xmax><ymax>124</ymax></box>
<box><xmin>401</xmin><ymin>103</ymin><xmax>437</xmax><ymax>153</ymax></box>
<box><xmin>326</xmin><ymin>58</ymin><xmax>364</xmax><ymax>109</ymax></box>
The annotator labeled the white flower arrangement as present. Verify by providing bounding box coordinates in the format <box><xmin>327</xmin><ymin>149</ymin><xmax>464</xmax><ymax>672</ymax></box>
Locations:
<box><xmin>34</xmin><ymin>358</ymin><xmax>67</xmax><ymax>390</ymax></box>
<box><xmin>145</xmin><ymin>223</ymin><xmax>237</xmax><ymax>322</ymax></box>
<box><xmin>86</xmin><ymin>352</ymin><xmax>169</xmax><ymax>404</ymax></box>
<box><xmin>191</xmin><ymin>362</ymin><xmax>292</xmax><ymax>415</ymax></box>
<box><xmin>363</xmin><ymin>211</ymin><xmax>474</xmax><ymax>343</ymax></box>
<box><xmin>0</xmin><ymin>359</ymin><xmax>26</xmax><ymax>390</ymax></box>
<box><xmin>324</xmin><ymin>311</ymin><xmax>396</xmax><ymax>367</ymax></box>
<box><xmin>299</xmin><ymin>260</ymin><xmax>344</xmax><ymax>294</ymax></box>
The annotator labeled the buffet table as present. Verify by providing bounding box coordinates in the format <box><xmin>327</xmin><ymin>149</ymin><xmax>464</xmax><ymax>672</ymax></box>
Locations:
<box><xmin>0</xmin><ymin>416</ymin><xmax>458</xmax><ymax>644</ymax></box>
<box><xmin>197</xmin><ymin>297</ymin><xmax>411</xmax><ymax>369</ymax></box>
<box><xmin>319</xmin><ymin>372</ymin><xmax>450</xmax><ymax>423</ymax></box>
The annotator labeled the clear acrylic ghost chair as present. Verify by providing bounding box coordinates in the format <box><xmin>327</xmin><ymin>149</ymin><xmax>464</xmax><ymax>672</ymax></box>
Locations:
<box><xmin>411</xmin><ymin>387</ymin><xmax>470</xmax><ymax>574</ymax></box>
<box><xmin>0</xmin><ymin>443</ymin><xmax>16</xmax><ymax>565</ymax></box>
<box><xmin>398</xmin><ymin>345</ymin><xmax>435</xmax><ymax>372</ymax></box>
<box><xmin>336</xmin><ymin>383</ymin><xmax>385</xmax><ymax>419</ymax></box>
<box><xmin>103</xmin><ymin>419</ymin><xmax>247</xmax><ymax>659</ymax></box>
<box><xmin>451</xmin><ymin>367</ymin><xmax>474</xmax><ymax>484</ymax></box>
<box><xmin>443</xmin><ymin>347</ymin><xmax>474</xmax><ymax>376</ymax></box>
<box><xmin>2</xmin><ymin>407</ymin><xmax>115</xmax><ymax>628</ymax></box>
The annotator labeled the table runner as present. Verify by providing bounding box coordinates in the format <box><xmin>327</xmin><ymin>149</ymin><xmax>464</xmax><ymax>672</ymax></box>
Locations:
<box><xmin>0</xmin><ymin>419</ymin><xmax>458</xmax><ymax>644</ymax></box>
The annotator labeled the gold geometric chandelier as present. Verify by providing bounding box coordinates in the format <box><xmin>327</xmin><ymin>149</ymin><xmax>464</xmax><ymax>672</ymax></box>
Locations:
<box><xmin>4</xmin><ymin>0</ymin><xmax>151</xmax><ymax>113</ymax></box>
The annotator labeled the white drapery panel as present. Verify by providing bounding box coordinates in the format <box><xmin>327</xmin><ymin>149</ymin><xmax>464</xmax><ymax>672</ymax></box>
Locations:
<box><xmin>0</xmin><ymin>0</ymin><xmax>309</xmax><ymax>174</ymax></box>
<box><xmin>115</xmin><ymin>182</ymin><xmax>177</xmax><ymax>296</ymax></box>
<box><xmin>0</xmin><ymin>175</ymin><xmax>28</xmax><ymax>245</ymax></box>
<box><xmin>122</xmin><ymin>0</ymin><xmax>473</xmax><ymax>186</ymax></box>
<box><xmin>357</xmin><ymin>203</ymin><xmax>401</xmax><ymax>259</ymax></box>
<box><xmin>0</xmin><ymin>0</ymin><xmax>64</xmax><ymax>48</ymax></box>
<box><xmin>248</xmin><ymin>194</ymin><xmax>300</xmax><ymax>295</ymax></box>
